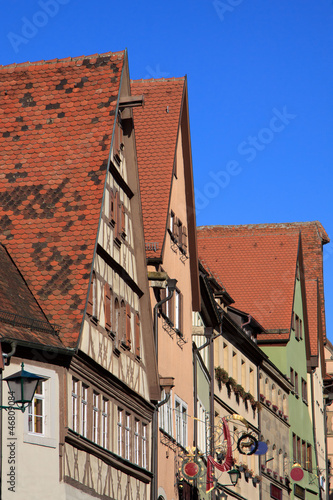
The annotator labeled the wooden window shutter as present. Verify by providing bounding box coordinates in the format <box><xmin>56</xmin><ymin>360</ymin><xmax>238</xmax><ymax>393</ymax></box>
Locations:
<box><xmin>110</xmin><ymin>190</ymin><xmax>115</xmax><ymax>222</ymax></box>
<box><xmin>173</xmin><ymin>217</ymin><xmax>179</xmax><ymax>241</ymax></box>
<box><xmin>114</xmin><ymin>191</ymin><xmax>119</xmax><ymax>237</ymax></box>
<box><xmin>87</xmin><ymin>274</ymin><xmax>94</xmax><ymax>316</ymax></box>
<box><xmin>135</xmin><ymin>313</ymin><xmax>140</xmax><ymax>358</ymax></box>
<box><xmin>104</xmin><ymin>284</ymin><xmax>111</xmax><ymax>330</ymax></box>
<box><xmin>182</xmin><ymin>226</ymin><xmax>188</xmax><ymax>253</ymax></box>
<box><xmin>126</xmin><ymin>303</ymin><xmax>131</xmax><ymax>347</ymax></box>
<box><xmin>114</xmin><ymin>299</ymin><xmax>120</xmax><ymax>335</ymax></box>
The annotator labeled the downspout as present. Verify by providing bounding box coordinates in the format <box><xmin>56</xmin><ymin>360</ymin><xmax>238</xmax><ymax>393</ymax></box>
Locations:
<box><xmin>151</xmin><ymin>279</ymin><xmax>177</xmax><ymax>500</ymax></box>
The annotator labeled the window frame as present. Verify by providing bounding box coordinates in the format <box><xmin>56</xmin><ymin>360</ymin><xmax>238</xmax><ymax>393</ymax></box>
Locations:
<box><xmin>174</xmin><ymin>395</ymin><xmax>188</xmax><ymax>449</ymax></box>
<box><xmin>23</xmin><ymin>365</ymin><xmax>57</xmax><ymax>449</ymax></box>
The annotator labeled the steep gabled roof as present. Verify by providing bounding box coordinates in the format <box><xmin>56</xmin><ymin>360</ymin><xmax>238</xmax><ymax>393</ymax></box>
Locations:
<box><xmin>197</xmin><ymin>226</ymin><xmax>300</xmax><ymax>334</ymax></box>
<box><xmin>131</xmin><ymin>78</ymin><xmax>185</xmax><ymax>260</ymax></box>
<box><xmin>0</xmin><ymin>245</ymin><xmax>64</xmax><ymax>349</ymax></box>
<box><xmin>0</xmin><ymin>52</ymin><xmax>125</xmax><ymax>347</ymax></box>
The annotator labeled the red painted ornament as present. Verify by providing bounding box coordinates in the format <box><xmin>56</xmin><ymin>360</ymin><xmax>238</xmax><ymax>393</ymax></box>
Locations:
<box><xmin>290</xmin><ymin>465</ymin><xmax>304</xmax><ymax>482</ymax></box>
<box><xmin>184</xmin><ymin>461</ymin><xmax>199</xmax><ymax>478</ymax></box>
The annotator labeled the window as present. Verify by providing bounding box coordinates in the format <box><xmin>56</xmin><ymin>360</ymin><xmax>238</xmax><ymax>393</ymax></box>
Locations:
<box><xmin>175</xmin><ymin>396</ymin><xmax>188</xmax><ymax>448</ymax></box>
<box><xmin>134</xmin><ymin>419</ymin><xmax>140</xmax><ymax>465</ymax></box>
<box><xmin>23</xmin><ymin>366</ymin><xmax>56</xmax><ymax>448</ymax></box>
<box><xmin>297</xmin><ymin>436</ymin><xmax>301</xmax><ymax>464</ymax></box>
<box><xmin>72</xmin><ymin>378</ymin><xmax>79</xmax><ymax>432</ymax></box>
<box><xmin>290</xmin><ymin>368</ymin><xmax>294</xmax><ymax>387</ymax></box>
<box><xmin>81</xmin><ymin>384</ymin><xmax>88</xmax><ymax>438</ymax></box>
<box><xmin>93</xmin><ymin>391</ymin><xmax>99</xmax><ymax>444</ymax></box>
<box><xmin>197</xmin><ymin>400</ymin><xmax>207</xmax><ymax>454</ymax></box>
<box><xmin>135</xmin><ymin>313</ymin><xmax>141</xmax><ymax>358</ymax></box>
<box><xmin>270</xmin><ymin>484</ymin><xmax>282</xmax><ymax>500</ymax></box>
<box><xmin>307</xmin><ymin>444</ymin><xmax>312</xmax><ymax>472</ymax></box>
<box><xmin>175</xmin><ymin>289</ymin><xmax>183</xmax><ymax>334</ymax></box>
<box><xmin>295</xmin><ymin>372</ymin><xmax>299</xmax><ymax>397</ymax></box>
<box><xmin>293</xmin><ymin>433</ymin><xmax>297</xmax><ymax>462</ymax></box>
<box><xmin>159</xmin><ymin>390</ymin><xmax>173</xmax><ymax>436</ymax></box>
<box><xmin>110</xmin><ymin>189</ymin><xmax>115</xmax><ymax>224</ymax></box>
<box><xmin>169</xmin><ymin>211</ymin><xmax>175</xmax><ymax>234</ymax></box>
<box><xmin>125</xmin><ymin>413</ymin><xmax>131</xmax><ymax>460</ymax></box>
<box><xmin>168</xmin><ymin>212</ymin><xmax>187</xmax><ymax>253</ymax></box>
<box><xmin>114</xmin><ymin>298</ymin><xmax>120</xmax><ymax>336</ymax></box>
<box><xmin>302</xmin><ymin>440</ymin><xmax>306</xmax><ymax>469</ymax></box>
<box><xmin>295</xmin><ymin>315</ymin><xmax>300</xmax><ymax>340</ymax></box>
<box><xmin>142</xmin><ymin>423</ymin><xmax>147</xmax><ymax>469</ymax></box>
<box><xmin>120</xmin><ymin>300</ymin><xmax>126</xmax><ymax>343</ymax></box>
<box><xmin>104</xmin><ymin>284</ymin><xmax>112</xmax><ymax>332</ymax></box>
<box><xmin>302</xmin><ymin>378</ymin><xmax>308</xmax><ymax>403</ymax></box>
<box><xmin>223</xmin><ymin>343</ymin><xmax>228</xmax><ymax>371</ymax></box>
<box><xmin>241</xmin><ymin>360</ymin><xmax>246</xmax><ymax>388</ymax></box>
<box><xmin>125</xmin><ymin>303</ymin><xmax>131</xmax><ymax>348</ymax></box>
<box><xmin>102</xmin><ymin>397</ymin><xmax>108</xmax><ymax>449</ymax></box>
<box><xmin>232</xmin><ymin>352</ymin><xmax>237</xmax><ymax>381</ymax></box>
<box><xmin>117</xmin><ymin>408</ymin><xmax>123</xmax><ymax>456</ymax></box>
<box><xmin>28</xmin><ymin>381</ymin><xmax>44</xmax><ymax>434</ymax></box>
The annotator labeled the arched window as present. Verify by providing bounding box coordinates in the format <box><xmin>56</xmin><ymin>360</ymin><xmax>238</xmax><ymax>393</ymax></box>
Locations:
<box><xmin>279</xmin><ymin>449</ymin><xmax>283</xmax><ymax>476</ymax></box>
<box><xmin>282</xmin><ymin>395</ymin><xmax>287</xmax><ymax>416</ymax></box>
<box><xmin>272</xmin><ymin>445</ymin><xmax>277</xmax><ymax>472</ymax></box>
<box><xmin>278</xmin><ymin>390</ymin><xmax>282</xmax><ymax>409</ymax></box>
<box><xmin>272</xmin><ymin>384</ymin><xmax>277</xmax><ymax>405</ymax></box>
<box><xmin>259</xmin><ymin>373</ymin><xmax>264</xmax><ymax>395</ymax></box>
<box><xmin>284</xmin><ymin>452</ymin><xmax>289</xmax><ymax>476</ymax></box>
<box><xmin>265</xmin><ymin>378</ymin><xmax>270</xmax><ymax>400</ymax></box>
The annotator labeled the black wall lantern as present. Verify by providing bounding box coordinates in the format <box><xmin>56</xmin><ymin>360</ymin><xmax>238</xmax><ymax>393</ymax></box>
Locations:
<box><xmin>3</xmin><ymin>363</ymin><xmax>48</xmax><ymax>411</ymax></box>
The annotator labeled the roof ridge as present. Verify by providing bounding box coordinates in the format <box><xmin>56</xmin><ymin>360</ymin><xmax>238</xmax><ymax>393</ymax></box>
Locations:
<box><xmin>0</xmin><ymin>50</ymin><xmax>125</xmax><ymax>71</ymax></box>
<box><xmin>130</xmin><ymin>76</ymin><xmax>185</xmax><ymax>83</ymax></box>
<box><xmin>197</xmin><ymin>220</ymin><xmax>323</xmax><ymax>230</ymax></box>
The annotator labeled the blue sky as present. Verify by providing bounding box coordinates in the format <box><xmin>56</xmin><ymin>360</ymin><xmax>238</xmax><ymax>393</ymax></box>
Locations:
<box><xmin>1</xmin><ymin>0</ymin><xmax>333</xmax><ymax>342</ymax></box>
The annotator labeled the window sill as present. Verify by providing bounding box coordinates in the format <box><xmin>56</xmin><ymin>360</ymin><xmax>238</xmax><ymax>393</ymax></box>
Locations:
<box><xmin>121</xmin><ymin>341</ymin><xmax>131</xmax><ymax>351</ymax></box>
<box><xmin>88</xmin><ymin>315</ymin><xmax>98</xmax><ymax>326</ymax></box>
<box><xmin>24</xmin><ymin>433</ymin><xmax>57</xmax><ymax>448</ymax></box>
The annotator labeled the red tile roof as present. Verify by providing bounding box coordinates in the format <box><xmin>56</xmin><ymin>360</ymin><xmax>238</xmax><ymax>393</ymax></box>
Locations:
<box><xmin>0</xmin><ymin>244</ymin><xmax>64</xmax><ymax>348</ymax></box>
<box><xmin>198</xmin><ymin>221</ymin><xmax>329</xmax><ymax>350</ymax></box>
<box><xmin>131</xmin><ymin>78</ymin><xmax>185</xmax><ymax>259</ymax></box>
<box><xmin>197</xmin><ymin>226</ymin><xmax>300</xmax><ymax>335</ymax></box>
<box><xmin>0</xmin><ymin>52</ymin><xmax>125</xmax><ymax>347</ymax></box>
